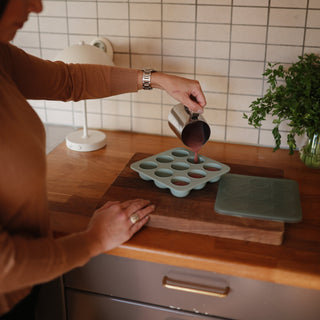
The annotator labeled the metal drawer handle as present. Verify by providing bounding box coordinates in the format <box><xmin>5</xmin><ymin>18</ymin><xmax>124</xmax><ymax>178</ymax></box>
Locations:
<box><xmin>162</xmin><ymin>276</ymin><xmax>229</xmax><ymax>298</ymax></box>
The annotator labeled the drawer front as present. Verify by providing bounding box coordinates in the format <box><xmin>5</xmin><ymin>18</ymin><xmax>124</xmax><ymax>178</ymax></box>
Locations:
<box><xmin>64</xmin><ymin>254</ymin><xmax>320</xmax><ymax>320</ymax></box>
<box><xmin>66</xmin><ymin>289</ymin><xmax>219</xmax><ymax>320</ymax></box>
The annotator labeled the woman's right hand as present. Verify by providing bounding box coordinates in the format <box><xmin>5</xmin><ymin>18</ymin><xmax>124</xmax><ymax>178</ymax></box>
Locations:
<box><xmin>85</xmin><ymin>199</ymin><xmax>155</xmax><ymax>256</ymax></box>
<box><xmin>148</xmin><ymin>72</ymin><xmax>207</xmax><ymax>114</ymax></box>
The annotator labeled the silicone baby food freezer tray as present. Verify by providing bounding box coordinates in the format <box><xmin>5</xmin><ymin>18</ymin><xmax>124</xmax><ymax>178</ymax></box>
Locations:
<box><xmin>130</xmin><ymin>147</ymin><xmax>230</xmax><ymax>197</ymax></box>
<box><xmin>215</xmin><ymin>173</ymin><xmax>302</xmax><ymax>222</ymax></box>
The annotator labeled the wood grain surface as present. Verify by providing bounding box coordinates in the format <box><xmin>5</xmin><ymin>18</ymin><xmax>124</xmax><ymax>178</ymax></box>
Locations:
<box><xmin>99</xmin><ymin>153</ymin><xmax>285</xmax><ymax>245</ymax></box>
<box><xmin>47</xmin><ymin>130</ymin><xmax>320</xmax><ymax>290</ymax></box>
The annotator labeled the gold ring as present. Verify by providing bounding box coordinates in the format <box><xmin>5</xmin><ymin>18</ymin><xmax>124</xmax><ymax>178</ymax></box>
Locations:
<box><xmin>130</xmin><ymin>213</ymin><xmax>140</xmax><ymax>224</ymax></box>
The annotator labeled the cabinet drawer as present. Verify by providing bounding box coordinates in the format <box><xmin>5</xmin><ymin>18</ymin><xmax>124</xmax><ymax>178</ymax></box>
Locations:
<box><xmin>66</xmin><ymin>289</ymin><xmax>218</xmax><ymax>320</ymax></box>
<box><xmin>64</xmin><ymin>254</ymin><xmax>320</xmax><ymax>320</ymax></box>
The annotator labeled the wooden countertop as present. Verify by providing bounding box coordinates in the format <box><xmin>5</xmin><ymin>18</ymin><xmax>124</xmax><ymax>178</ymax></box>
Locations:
<box><xmin>47</xmin><ymin>130</ymin><xmax>320</xmax><ymax>291</ymax></box>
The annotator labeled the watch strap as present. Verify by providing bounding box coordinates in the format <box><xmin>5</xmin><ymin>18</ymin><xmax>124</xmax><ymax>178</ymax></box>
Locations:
<box><xmin>142</xmin><ymin>69</ymin><xmax>155</xmax><ymax>90</ymax></box>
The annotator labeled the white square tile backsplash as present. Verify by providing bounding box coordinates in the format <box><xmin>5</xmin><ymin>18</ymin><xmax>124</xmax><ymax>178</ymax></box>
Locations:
<box><xmin>67</xmin><ymin>2</ymin><xmax>97</xmax><ymax>18</ymax></box>
<box><xmin>232</xmin><ymin>7</ymin><xmax>268</xmax><ymax>25</ymax></box>
<box><xmin>309</xmin><ymin>0</ymin><xmax>320</xmax><ymax>9</ymax></box>
<box><xmin>267</xmin><ymin>27</ymin><xmax>304</xmax><ymax>46</ymax></box>
<box><xmin>98</xmin><ymin>2</ymin><xmax>128</xmax><ymax>19</ymax></box>
<box><xmin>164</xmin><ymin>22</ymin><xmax>195</xmax><ymax>40</ymax></box>
<box><xmin>163</xmin><ymin>4</ymin><xmax>195</xmax><ymax>22</ymax></box>
<box><xmin>230</xmin><ymin>43</ymin><xmax>266</xmax><ymax>61</ymax></box>
<box><xmin>270</xmin><ymin>0</ymin><xmax>307</xmax><ymax>8</ymax></box>
<box><xmin>69</xmin><ymin>18</ymin><xmax>98</xmax><ymax>35</ymax></box>
<box><xmin>231</xmin><ymin>25</ymin><xmax>267</xmax><ymax>44</ymax></box>
<box><xmin>307</xmin><ymin>9</ymin><xmax>320</xmax><ymax>27</ymax></box>
<box><xmin>197</xmin><ymin>5</ymin><xmax>231</xmax><ymax>23</ymax></box>
<box><xmin>130</xmin><ymin>3</ymin><xmax>161</xmax><ymax>20</ymax></box>
<box><xmin>15</xmin><ymin>0</ymin><xmax>320</xmax><ymax>150</ymax></box>
<box><xmin>269</xmin><ymin>8</ymin><xmax>306</xmax><ymax>27</ymax></box>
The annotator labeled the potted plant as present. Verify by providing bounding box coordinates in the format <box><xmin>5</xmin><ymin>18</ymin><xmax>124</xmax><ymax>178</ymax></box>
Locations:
<box><xmin>243</xmin><ymin>53</ymin><xmax>320</xmax><ymax>169</ymax></box>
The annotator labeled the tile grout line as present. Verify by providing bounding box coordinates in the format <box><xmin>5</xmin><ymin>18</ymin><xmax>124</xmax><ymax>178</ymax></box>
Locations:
<box><xmin>36</xmin><ymin>12</ymin><xmax>49</xmax><ymax>124</ymax></box>
<box><xmin>65</xmin><ymin>0</ymin><xmax>76</xmax><ymax>129</ymax></box>
<box><xmin>224</xmin><ymin>0</ymin><xmax>233</xmax><ymax>142</ymax></box>
<box><xmin>194</xmin><ymin>0</ymin><xmax>197</xmax><ymax>83</ymax></box>
<box><xmin>302</xmin><ymin>0</ymin><xmax>310</xmax><ymax>56</ymax></box>
<box><xmin>160</xmin><ymin>0</ymin><xmax>164</xmax><ymax>136</ymax></box>
<box><xmin>128</xmin><ymin>0</ymin><xmax>133</xmax><ymax>133</ymax></box>
<box><xmin>257</xmin><ymin>0</ymin><xmax>272</xmax><ymax>146</ymax></box>
<box><xmin>96</xmin><ymin>0</ymin><xmax>104</xmax><ymax>129</ymax></box>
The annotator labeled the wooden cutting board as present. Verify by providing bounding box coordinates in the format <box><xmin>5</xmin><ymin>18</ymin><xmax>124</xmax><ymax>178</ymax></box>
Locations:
<box><xmin>98</xmin><ymin>153</ymin><xmax>285</xmax><ymax>245</ymax></box>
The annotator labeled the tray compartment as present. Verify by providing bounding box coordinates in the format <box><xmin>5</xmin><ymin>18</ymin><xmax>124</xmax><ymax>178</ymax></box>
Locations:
<box><xmin>131</xmin><ymin>148</ymin><xmax>230</xmax><ymax>197</ymax></box>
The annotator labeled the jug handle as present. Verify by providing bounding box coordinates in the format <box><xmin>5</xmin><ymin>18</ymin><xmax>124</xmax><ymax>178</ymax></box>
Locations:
<box><xmin>184</xmin><ymin>105</ymin><xmax>199</xmax><ymax>120</ymax></box>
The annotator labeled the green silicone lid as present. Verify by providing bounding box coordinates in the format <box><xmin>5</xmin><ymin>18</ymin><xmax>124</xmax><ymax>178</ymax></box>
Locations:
<box><xmin>215</xmin><ymin>173</ymin><xmax>302</xmax><ymax>223</ymax></box>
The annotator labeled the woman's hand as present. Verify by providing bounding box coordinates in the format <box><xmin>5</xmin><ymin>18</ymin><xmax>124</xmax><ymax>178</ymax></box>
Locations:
<box><xmin>148</xmin><ymin>72</ymin><xmax>207</xmax><ymax>113</ymax></box>
<box><xmin>85</xmin><ymin>199</ymin><xmax>155</xmax><ymax>256</ymax></box>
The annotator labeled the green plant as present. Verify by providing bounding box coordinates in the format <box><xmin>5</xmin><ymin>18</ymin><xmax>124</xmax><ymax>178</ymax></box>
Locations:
<box><xmin>244</xmin><ymin>53</ymin><xmax>320</xmax><ymax>154</ymax></box>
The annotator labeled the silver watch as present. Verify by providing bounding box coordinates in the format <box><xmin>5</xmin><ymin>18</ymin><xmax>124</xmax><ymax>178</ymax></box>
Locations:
<box><xmin>142</xmin><ymin>68</ymin><xmax>155</xmax><ymax>90</ymax></box>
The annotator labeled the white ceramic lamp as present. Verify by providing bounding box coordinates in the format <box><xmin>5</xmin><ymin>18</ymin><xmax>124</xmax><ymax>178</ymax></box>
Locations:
<box><xmin>55</xmin><ymin>37</ymin><xmax>114</xmax><ymax>152</ymax></box>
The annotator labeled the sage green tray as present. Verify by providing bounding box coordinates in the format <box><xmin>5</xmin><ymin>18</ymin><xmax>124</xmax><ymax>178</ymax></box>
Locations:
<box><xmin>215</xmin><ymin>174</ymin><xmax>302</xmax><ymax>223</ymax></box>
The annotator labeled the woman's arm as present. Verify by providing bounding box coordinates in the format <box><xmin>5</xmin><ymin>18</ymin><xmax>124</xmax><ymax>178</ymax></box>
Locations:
<box><xmin>5</xmin><ymin>43</ymin><xmax>139</xmax><ymax>101</ymax></box>
<box><xmin>6</xmin><ymin>44</ymin><xmax>206</xmax><ymax>113</ymax></box>
<box><xmin>0</xmin><ymin>199</ymin><xmax>154</xmax><ymax>293</ymax></box>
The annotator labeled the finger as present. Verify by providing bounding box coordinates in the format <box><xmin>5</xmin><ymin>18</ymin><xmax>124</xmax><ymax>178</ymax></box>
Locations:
<box><xmin>130</xmin><ymin>215</ymin><xmax>150</xmax><ymax>235</ymax></box>
<box><xmin>128</xmin><ymin>204</ymin><xmax>154</xmax><ymax>223</ymax></box>
<box><xmin>185</xmin><ymin>97</ymin><xmax>204</xmax><ymax>114</ymax></box>
<box><xmin>192</xmin><ymin>92</ymin><xmax>206</xmax><ymax>108</ymax></box>
<box><xmin>128</xmin><ymin>204</ymin><xmax>155</xmax><ymax>224</ymax></box>
<box><xmin>190</xmin><ymin>84</ymin><xmax>206</xmax><ymax>108</ymax></box>
<box><xmin>185</xmin><ymin>91</ymin><xmax>207</xmax><ymax>113</ymax></box>
<box><xmin>128</xmin><ymin>203</ymin><xmax>155</xmax><ymax>227</ymax></box>
<box><xmin>120</xmin><ymin>198</ymin><xmax>148</xmax><ymax>209</ymax></box>
<box><xmin>123</xmin><ymin>199</ymin><xmax>152</xmax><ymax>216</ymax></box>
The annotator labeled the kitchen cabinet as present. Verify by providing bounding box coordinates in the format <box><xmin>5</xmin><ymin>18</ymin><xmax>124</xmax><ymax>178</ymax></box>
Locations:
<box><xmin>66</xmin><ymin>290</ymin><xmax>217</xmax><ymax>320</ymax></box>
<box><xmin>64</xmin><ymin>254</ymin><xmax>320</xmax><ymax>320</ymax></box>
<box><xmin>46</xmin><ymin>131</ymin><xmax>320</xmax><ymax>319</ymax></box>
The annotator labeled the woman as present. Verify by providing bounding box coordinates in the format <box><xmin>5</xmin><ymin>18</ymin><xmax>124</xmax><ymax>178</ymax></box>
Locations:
<box><xmin>0</xmin><ymin>0</ymin><xmax>206</xmax><ymax>318</ymax></box>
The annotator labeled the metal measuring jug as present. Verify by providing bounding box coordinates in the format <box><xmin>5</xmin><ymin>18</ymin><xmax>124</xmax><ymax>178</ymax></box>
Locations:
<box><xmin>168</xmin><ymin>103</ymin><xmax>211</xmax><ymax>151</ymax></box>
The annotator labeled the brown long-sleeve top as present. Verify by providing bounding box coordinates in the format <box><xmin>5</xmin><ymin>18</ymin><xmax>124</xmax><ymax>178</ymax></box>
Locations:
<box><xmin>0</xmin><ymin>43</ymin><xmax>139</xmax><ymax>315</ymax></box>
